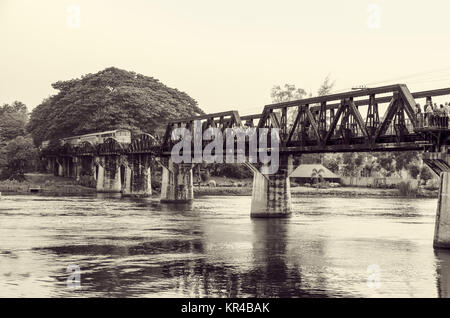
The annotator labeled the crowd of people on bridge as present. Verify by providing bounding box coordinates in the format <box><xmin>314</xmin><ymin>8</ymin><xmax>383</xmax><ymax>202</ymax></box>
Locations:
<box><xmin>415</xmin><ymin>102</ymin><xmax>450</xmax><ymax>128</ymax></box>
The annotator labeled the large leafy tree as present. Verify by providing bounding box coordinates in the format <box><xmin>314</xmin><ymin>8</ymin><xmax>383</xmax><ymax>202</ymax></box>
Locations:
<box><xmin>28</xmin><ymin>67</ymin><xmax>204</xmax><ymax>146</ymax></box>
<box><xmin>0</xmin><ymin>101</ymin><xmax>39</xmax><ymax>180</ymax></box>
<box><xmin>2</xmin><ymin>136</ymin><xmax>38</xmax><ymax>181</ymax></box>
<box><xmin>0</xmin><ymin>101</ymin><xmax>28</xmax><ymax>142</ymax></box>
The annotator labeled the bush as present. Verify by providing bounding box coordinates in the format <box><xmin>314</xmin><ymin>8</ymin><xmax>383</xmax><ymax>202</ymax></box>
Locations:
<box><xmin>200</xmin><ymin>170</ymin><xmax>210</xmax><ymax>182</ymax></box>
<box><xmin>211</xmin><ymin>164</ymin><xmax>252</xmax><ymax>179</ymax></box>
<box><xmin>407</xmin><ymin>163</ymin><xmax>421</xmax><ymax>179</ymax></box>
<box><xmin>424</xmin><ymin>179</ymin><xmax>440</xmax><ymax>190</ymax></box>
<box><xmin>397</xmin><ymin>181</ymin><xmax>418</xmax><ymax>197</ymax></box>
<box><xmin>420</xmin><ymin>166</ymin><xmax>434</xmax><ymax>182</ymax></box>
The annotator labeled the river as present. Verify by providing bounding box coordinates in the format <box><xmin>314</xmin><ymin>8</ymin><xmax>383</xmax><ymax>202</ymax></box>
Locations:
<box><xmin>0</xmin><ymin>193</ymin><xmax>449</xmax><ymax>298</ymax></box>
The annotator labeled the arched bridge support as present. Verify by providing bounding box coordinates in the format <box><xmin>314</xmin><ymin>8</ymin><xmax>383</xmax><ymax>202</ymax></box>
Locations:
<box><xmin>245</xmin><ymin>155</ymin><xmax>294</xmax><ymax>218</ymax></box>
<box><xmin>159</xmin><ymin>158</ymin><xmax>194</xmax><ymax>203</ymax></box>
<box><xmin>425</xmin><ymin>149</ymin><xmax>450</xmax><ymax>248</ymax></box>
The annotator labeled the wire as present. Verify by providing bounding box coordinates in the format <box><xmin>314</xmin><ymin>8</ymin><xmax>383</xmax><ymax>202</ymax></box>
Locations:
<box><xmin>364</xmin><ymin>66</ymin><xmax>450</xmax><ymax>86</ymax></box>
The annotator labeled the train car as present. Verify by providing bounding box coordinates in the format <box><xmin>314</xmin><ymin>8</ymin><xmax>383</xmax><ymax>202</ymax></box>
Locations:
<box><xmin>58</xmin><ymin>129</ymin><xmax>132</xmax><ymax>147</ymax></box>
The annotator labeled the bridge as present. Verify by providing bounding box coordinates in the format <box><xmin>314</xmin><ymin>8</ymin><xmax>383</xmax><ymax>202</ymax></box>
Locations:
<box><xmin>42</xmin><ymin>84</ymin><xmax>450</xmax><ymax>248</ymax></box>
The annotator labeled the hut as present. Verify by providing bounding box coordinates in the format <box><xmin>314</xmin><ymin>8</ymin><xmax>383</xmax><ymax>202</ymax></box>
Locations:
<box><xmin>290</xmin><ymin>164</ymin><xmax>340</xmax><ymax>184</ymax></box>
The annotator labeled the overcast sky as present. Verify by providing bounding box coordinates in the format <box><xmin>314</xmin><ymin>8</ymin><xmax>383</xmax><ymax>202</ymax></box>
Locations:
<box><xmin>2</xmin><ymin>0</ymin><xmax>450</xmax><ymax>115</ymax></box>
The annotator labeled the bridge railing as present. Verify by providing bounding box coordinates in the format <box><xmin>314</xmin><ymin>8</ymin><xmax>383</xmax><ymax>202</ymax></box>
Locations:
<box><xmin>416</xmin><ymin>113</ymin><xmax>450</xmax><ymax>130</ymax></box>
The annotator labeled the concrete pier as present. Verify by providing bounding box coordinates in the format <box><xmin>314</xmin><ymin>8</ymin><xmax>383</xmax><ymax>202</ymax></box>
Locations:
<box><xmin>250</xmin><ymin>157</ymin><xmax>293</xmax><ymax>218</ymax></box>
<box><xmin>160</xmin><ymin>159</ymin><xmax>193</xmax><ymax>203</ymax></box>
<box><xmin>102</xmin><ymin>157</ymin><xmax>122</xmax><ymax>193</ymax></box>
<box><xmin>121</xmin><ymin>164</ymin><xmax>132</xmax><ymax>195</ymax></box>
<box><xmin>434</xmin><ymin>172</ymin><xmax>450</xmax><ymax>248</ymax></box>
<box><xmin>57</xmin><ymin>159</ymin><xmax>63</xmax><ymax>176</ymax></box>
<box><xmin>127</xmin><ymin>155</ymin><xmax>152</xmax><ymax>197</ymax></box>
<box><xmin>96</xmin><ymin>162</ymin><xmax>105</xmax><ymax>192</ymax></box>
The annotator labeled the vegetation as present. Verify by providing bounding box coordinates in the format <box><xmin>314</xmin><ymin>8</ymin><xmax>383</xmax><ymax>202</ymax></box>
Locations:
<box><xmin>310</xmin><ymin>168</ymin><xmax>324</xmax><ymax>185</ymax></box>
<box><xmin>27</xmin><ymin>67</ymin><xmax>204</xmax><ymax>146</ymax></box>
<box><xmin>0</xmin><ymin>101</ymin><xmax>38</xmax><ymax>181</ymax></box>
<box><xmin>209</xmin><ymin>163</ymin><xmax>252</xmax><ymax>179</ymax></box>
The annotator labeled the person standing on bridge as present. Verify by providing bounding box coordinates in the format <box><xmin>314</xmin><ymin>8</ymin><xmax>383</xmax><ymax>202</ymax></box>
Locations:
<box><xmin>425</xmin><ymin>102</ymin><xmax>433</xmax><ymax>127</ymax></box>
<box><xmin>445</xmin><ymin>103</ymin><xmax>450</xmax><ymax>128</ymax></box>
<box><xmin>415</xmin><ymin>103</ymin><xmax>423</xmax><ymax>127</ymax></box>
<box><xmin>439</xmin><ymin>104</ymin><xmax>446</xmax><ymax>127</ymax></box>
<box><xmin>433</xmin><ymin>103</ymin><xmax>439</xmax><ymax>127</ymax></box>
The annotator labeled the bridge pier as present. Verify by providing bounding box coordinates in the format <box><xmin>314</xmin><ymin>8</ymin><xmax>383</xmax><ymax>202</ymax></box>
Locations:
<box><xmin>96</xmin><ymin>160</ymin><xmax>105</xmax><ymax>192</ymax></box>
<box><xmin>425</xmin><ymin>151</ymin><xmax>450</xmax><ymax>249</ymax></box>
<box><xmin>249</xmin><ymin>156</ymin><xmax>293</xmax><ymax>218</ymax></box>
<box><xmin>160</xmin><ymin>159</ymin><xmax>193</xmax><ymax>203</ymax></box>
<box><xmin>76</xmin><ymin>156</ymin><xmax>96</xmax><ymax>188</ymax></box>
<box><xmin>121</xmin><ymin>164</ymin><xmax>132</xmax><ymax>195</ymax></box>
<box><xmin>74</xmin><ymin>157</ymin><xmax>81</xmax><ymax>181</ymax></box>
<box><xmin>125</xmin><ymin>154</ymin><xmax>152</xmax><ymax>197</ymax></box>
<box><xmin>56</xmin><ymin>158</ymin><xmax>64</xmax><ymax>176</ymax></box>
<box><xmin>435</xmin><ymin>172</ymin><xmax>450</xmax><ymax>248</ymax></box>
<box><xmin>104</xmin><ymin>156</ymin><xmax>122</xmax><ymax>193</ymax></box>
<box><xmin>95</xmin><ymin>156</ymin><xmax>121</xmax><ymax>193</ymax></box>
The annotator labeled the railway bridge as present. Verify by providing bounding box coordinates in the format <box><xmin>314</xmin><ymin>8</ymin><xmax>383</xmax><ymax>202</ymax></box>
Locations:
<box><xmin>42</xmin><ymin>84</ymin><xmax>450</xmax><ymax>248</ymax></box>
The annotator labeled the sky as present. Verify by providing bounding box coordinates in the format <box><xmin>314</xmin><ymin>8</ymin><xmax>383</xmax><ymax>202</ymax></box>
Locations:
<box><xmin>2</xmin><ymin>0</ymin><xmax>450</xmax><ymax>115</ymax></box>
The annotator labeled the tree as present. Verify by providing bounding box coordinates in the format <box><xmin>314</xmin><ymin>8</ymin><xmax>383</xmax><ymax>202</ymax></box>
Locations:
<box><xmin>2</xmin><ymin>136</ymin><xmax>38</xmax><ymax>181</ymax></box>
<box><xmin>323</xmin><ymin>154</ymin><xmax>341</xmax><ymax>173</ymax></box>
<box><xmin>311</xmin><ymin>168</ymin><xmax>324</xmax><ymax>185</ymax></box>
<box><xmin>0</xmin><ymin>101</ymin><xmax>28</xmax><ymax>142</ymax></box>
<box><xmin>419</xmin><ymin>166</ymin><xmax>434</xmax><ymax>183</ymax></box>
<box><xmin>271</xmin><ymin>84</ymin><xmax>307</xmax><ymax>103</ymax></box>
<box><xmin>317</xmin><ymin>75</ymin><xmax>335</xmax><ymax>97</ymax></box>
<box><xmin>407</xmin><ymin>163</ymin><xmax>421</xmax><ymax>179</ymax></box>
<box><xmin>28</xmin><ymin>67</ymin><xmax>204</xmax><ymax>146</ymax></box>
<box><xmin>376</xmin><ymin>154</ymin><xmax>396</xmax><ymax>177</ymax></box>
<box><xmin>392</xmin><ymin>152</ymin><xmax>420</xmax><ymax>171</ymax></box>
<box><xmin>362</xmin><ymin>157</ymin><xmax>379</xmax><ymax>177</ymax></box>
<box><xmin>341</xmin><ymin>153</ymin><xmax>360</xmax><ymax>177</ymax></box>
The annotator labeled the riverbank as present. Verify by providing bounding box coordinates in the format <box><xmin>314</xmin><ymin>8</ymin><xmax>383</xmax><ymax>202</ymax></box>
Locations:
<box><xmin>0</xmin><ymin>173</ymin><xmax>95</xmax><ymax>196</ymax></box>
<box><xmin>195</xmin><ymin>185</ymin><xmax>439</xmax><ymax>198</ymax></box>
<box><xmin>0</xmin><ymin>173</ymin><xmax>439</xmax><ymax>198</ymax></box>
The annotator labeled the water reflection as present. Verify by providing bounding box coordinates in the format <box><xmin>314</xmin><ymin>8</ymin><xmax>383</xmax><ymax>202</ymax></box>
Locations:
<box><xmin>435</xmin><ymin>250</ymin><xmax>450</xmax><ymax>298</ymax></box>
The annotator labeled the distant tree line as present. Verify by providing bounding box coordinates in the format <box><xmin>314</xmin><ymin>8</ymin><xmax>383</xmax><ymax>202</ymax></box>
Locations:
<box><xmin>0</xmin><ymin>101</ymin><xmax>38</xmax><ymax>180</ymax></box>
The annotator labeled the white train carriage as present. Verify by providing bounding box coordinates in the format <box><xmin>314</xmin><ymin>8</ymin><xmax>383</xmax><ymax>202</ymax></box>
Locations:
<box><xmin>55</xmin><ymin>129</ymin><xmax>132</xmax><ymax>147</ymax></box>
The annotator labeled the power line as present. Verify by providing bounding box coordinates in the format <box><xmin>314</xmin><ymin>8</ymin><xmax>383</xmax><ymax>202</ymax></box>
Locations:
<box><xmin>364</xmin><ymin>66</ymin><xmax>450</xmax><ymax>86</ymax></box>
<box><xmin>333</xmin><ymin>67</ymin><xmax>450</xmax><ymax>93</ymax></box>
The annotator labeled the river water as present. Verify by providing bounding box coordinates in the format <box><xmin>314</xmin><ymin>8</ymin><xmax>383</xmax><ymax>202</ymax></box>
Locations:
<box><xmin>0</xmin><ymin>193</ymin><xmax>449</xmax><ymax>298</ymax></box>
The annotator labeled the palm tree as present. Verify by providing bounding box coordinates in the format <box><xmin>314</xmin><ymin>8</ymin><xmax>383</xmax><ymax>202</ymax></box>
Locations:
<box><xmin>311</xmin><ymin>168</ymin><xmax>324</xmax><ymax>186</ymax></box>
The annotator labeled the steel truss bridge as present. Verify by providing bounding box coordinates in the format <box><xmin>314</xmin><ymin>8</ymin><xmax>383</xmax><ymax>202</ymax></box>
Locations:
<box><xmin>44</xmin><ymin>84</ymin><xmax>450</xmax><ymax>175</ymax></box>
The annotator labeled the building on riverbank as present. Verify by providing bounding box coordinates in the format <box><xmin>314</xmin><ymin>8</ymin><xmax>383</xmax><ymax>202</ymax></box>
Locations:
<box><xmin>290</xmin><ymin>164</ymin><xmax>341</xmax><ymax>184</ymax></box>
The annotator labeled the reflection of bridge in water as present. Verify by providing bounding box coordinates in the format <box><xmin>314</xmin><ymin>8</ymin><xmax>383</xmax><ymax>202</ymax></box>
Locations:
<box><xmin>42</xmin><ymin>84</ymin><xmax>450</xmax><ymax>248</ymax></box>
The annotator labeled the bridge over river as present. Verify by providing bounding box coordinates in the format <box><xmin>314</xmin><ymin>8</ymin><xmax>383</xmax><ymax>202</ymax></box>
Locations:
<box><xmin>42</xmin><ymin>84</ymin><xmax>450</xmax><ymax>249</ymax></box>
